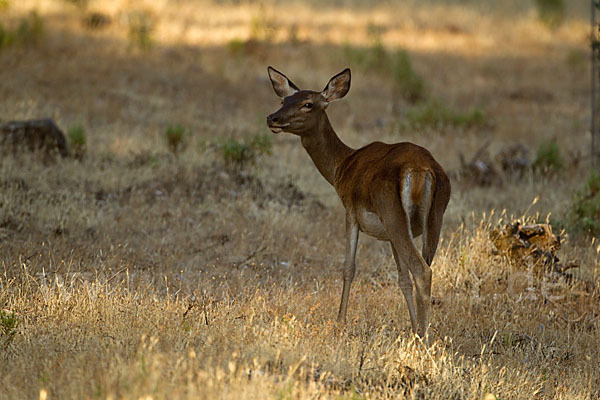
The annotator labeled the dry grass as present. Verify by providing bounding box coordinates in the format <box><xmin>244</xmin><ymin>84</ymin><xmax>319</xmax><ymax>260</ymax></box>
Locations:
<box><xmin>1</xmin><ymin>0</ymin><xmax>599</xmax><ymax>398</ymax></box>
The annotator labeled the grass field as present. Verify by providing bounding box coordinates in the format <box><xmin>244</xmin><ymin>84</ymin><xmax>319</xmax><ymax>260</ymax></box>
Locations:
<box><xmin>1</xmin><ymin>0</ymin><xmax>599</xmax><ymax>398</ymax></box>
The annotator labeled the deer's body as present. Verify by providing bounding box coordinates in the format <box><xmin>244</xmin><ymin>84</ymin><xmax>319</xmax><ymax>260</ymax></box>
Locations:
<box><xmin>266</xmin><ymin>67</ymin><xmax>450</xmax><ymax>337</ymax></box>
<box><xmin>336</xmin><ymin>141</ymin><xmax>448</xmax><ymax>241</ymax></box>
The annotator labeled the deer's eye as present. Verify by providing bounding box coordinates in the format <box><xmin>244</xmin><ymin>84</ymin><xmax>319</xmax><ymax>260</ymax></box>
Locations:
<box><xmin>303</xmin><ymin>103</ymin><xmax>313</xmax><ymax>109</ymax></box>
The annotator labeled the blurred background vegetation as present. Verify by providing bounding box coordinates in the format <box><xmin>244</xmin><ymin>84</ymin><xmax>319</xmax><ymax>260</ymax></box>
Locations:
<box><xmin>1</xmin><ymin>1</ymin><xmax>599</xmax><ymax>399</ymax></box>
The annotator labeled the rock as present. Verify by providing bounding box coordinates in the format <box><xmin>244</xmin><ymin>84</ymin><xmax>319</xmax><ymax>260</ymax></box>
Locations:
<box><xmin>0</xmin><ymin>119</ymin><xmax>69</xmax><ymax>158</ymax></box>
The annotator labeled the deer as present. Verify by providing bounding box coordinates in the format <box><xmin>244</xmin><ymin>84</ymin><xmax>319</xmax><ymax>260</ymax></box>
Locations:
<box><xmin>266</xmin><ymin>67</ymin><xmax>451</xmax><ymax>338</ymax></box>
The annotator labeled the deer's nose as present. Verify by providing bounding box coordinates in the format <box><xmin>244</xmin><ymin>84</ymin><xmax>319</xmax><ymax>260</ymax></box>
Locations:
<box><xmin>267</xmin><ymin>114</ymin><xmax>279</xmax><ymax>125</ymax></box>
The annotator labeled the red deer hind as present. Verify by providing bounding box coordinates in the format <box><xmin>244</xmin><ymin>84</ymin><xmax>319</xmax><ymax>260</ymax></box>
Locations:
<box><xmin>266</xmin><ymin>67</ymin><xmax>451</xmax><ymax>338</ymax></box>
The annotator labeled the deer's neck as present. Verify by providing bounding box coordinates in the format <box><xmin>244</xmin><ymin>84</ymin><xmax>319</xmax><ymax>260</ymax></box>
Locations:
<box><xmin>300</xmin><ymin>113</ymin><xmax>354</xmax><ymax>186</ymax></box>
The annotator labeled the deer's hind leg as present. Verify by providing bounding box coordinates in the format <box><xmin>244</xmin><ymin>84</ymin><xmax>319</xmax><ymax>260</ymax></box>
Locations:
<box><xmin>337</xmin><ymin>211</ymin><xmax>359</xmax><ymax>323</ymax></box>
<box><xmin>391</xmin><ymin>244</ymin><xmax>418</xmax><ymax>334</ymax></box>
<box><xmin>374</xmin><ymin>185</ymin><xmax>432</xmax><ymax>337</ymax></box>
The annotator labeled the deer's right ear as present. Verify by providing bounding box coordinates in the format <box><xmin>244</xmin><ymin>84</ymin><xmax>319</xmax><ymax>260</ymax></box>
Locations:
<box><xmin>268</xmin><ymin>66</ymin><xmax>300</xmax><ymax>98</ymax></box>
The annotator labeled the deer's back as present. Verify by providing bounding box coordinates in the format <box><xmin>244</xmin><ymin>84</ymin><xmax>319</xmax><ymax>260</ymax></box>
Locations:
<box><xmin>334</xmin><ymin>141</ymin><xmax>449</xmax><ymax>213</ymax></box>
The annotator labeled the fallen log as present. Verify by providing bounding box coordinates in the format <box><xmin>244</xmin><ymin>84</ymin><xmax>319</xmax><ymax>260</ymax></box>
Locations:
<box><xmin>489</xmin><ymin>221</ymin><xmax>578</xmax><ymax>277</ymax></box>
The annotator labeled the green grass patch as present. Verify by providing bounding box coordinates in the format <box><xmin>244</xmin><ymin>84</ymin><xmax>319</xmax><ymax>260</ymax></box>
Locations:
<box><xmin>532</xmin><ymin>138</ymin><xmax>564</xmax><ymax>173</ymax></box>
<box><xmin>343</xmin><ymin>27</ymin><xmax>425</xmax><ymax>103</ymax></box>
<box><xmin>342</xmin><ymin>42</ymin><xmax>387</xmax><ymax>73</ymax></box>
<box><xmin>568</xmin><ymin>173</ymin><xmax>600</xmax><ymax>237</ymax></box>
<box><xmin>227</xmin><ymin>38</ymin><xmax>246</xmax><ymax>55</ymax></box>
<box><xmin>0</xmin><ymin>309</ymin><xmax>18</xmax><ymax>347</ymax></box>
<box><xmin>390</xmin><ymin>50</ymin><xmax>426</xmax><ymax>103</ymax></box>
<box><xmin>219</xmin><ymin>133</ymin><xmax>272</xmax><ymax>168</ymax></box>
<box><xmin>0</xmin><ymin>11</ymin><xmax>43</xmax><ymax>50</ymax></box>
<box><xmin>128</xmin><ymin>11</ymin><xmax>154</xmax><ymax>51</ymax></box>
<box><xmin>402</xmin><ymin>100</ymin><xmax>487</xmax><ymax>129</ymax></box>
<box><xmin>534</xmin><ymin>0</ymin><xmax>565</xmax><ymax>29</ymax></box>
<box><xmin>164</xmin><ymin>124</ymin><xmax>186</xmax><ymax>154</ymax></box>
<box><xmin>68</xmin><ymin>125</ymin><xmax>87</xmax><ymax>158</ymax></box>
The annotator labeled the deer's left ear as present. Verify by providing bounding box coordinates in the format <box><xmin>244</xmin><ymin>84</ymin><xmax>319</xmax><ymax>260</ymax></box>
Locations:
<box><xmin>321</xmin><ymin>68</ymin><xmax>351</xmax><ymax>103</ymax></box>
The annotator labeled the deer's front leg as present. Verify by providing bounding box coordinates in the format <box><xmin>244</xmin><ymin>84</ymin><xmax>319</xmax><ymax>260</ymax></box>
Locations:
<box><xmin>337</xmin><ymin>212</ymin><xmax>359</xmax><ymax>323</ymax></box>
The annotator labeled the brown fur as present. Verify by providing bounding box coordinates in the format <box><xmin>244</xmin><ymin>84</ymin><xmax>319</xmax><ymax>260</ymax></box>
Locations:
<box><xmin>335</xmin><ymin>141</ymin><xmax>449</xmax><ymax>222</ymax></box>
<box><xmin>267</xmin><ymin>67</ymin><xmax>451</xmax><ymax>338</ymax></box>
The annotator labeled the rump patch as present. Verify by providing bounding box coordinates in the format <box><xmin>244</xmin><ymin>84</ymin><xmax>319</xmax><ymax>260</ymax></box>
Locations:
<box><xmin>401</xmin><ymin>170</ymin><xmax>434</xmax><ymax>239</ymax></box>
<box><xmin>401</xmin><ymin>172</ymin><xmax>414</xmax><ymax>238</ymax></box>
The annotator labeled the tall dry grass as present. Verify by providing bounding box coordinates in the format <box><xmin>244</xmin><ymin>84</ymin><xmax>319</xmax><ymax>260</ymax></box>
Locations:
<box><xmin>1</xmin><ymin>0</ymin><xmax>599</xmax><ymax>398</ymax></box>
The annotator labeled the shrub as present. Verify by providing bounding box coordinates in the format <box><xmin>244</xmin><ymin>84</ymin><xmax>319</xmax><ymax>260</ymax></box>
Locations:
<box><xmin>249</xmin><ymin>10</ymin><xmax>277</xmax><ymax>42</ymax></box>
<box><xmin>227</xmin><ymin>38</ymin><xmax>246</xmax><ymax>55</ymax></box>
<box><xmin>534</xmin><ymin>0</ymin><xmax>565</xmax><ymax>29</ymax></box>
<box><xmin>164</xmin><ymin>124</ymin><xmax>186</xmax><ymax>154</ymax></box>
<box><xmin>532</xmin><ymin>139</ymin><xmax>564</xmax><ymax>173</ymax></box>
<box><xmin>16</xmin><ymin>11</ymin><xmax>43</xmax><ymax>45</ymax></box>
<box><xmin>82</xmin><ymin>12</ymin><xmax>111</xmax><ymax>30</ymax></box>
<box><xmin>219</xmin><ymin>133</ymin><xmax>272</xmax><ymax>168</ymax></box>
<box><xmin>0</xmin><ymin>11</ymin><xmax>43</xmax><ymax>49</ymax></box>
<box><xmin>250</xmin><ymin>132</ymin><xmax>272</xmax><ymax>156</ymax></box>
<box><xmin>403</xmin><ymin>100</ymin><xmax>486</xmax><ymax>129</ymax></box>
<box><xmin>128</xmin><ymin>12</ymin><xmax>154</xmax><ymax>50</ymax></box>
<box><xmin>568</xmin><ymin>173</ymin><xmax>600</xmax><ymax>237</ymax></box>
<box><xmin>0</xmin><ymin>310</ymin><xmax>18</xmax><ymax>347</ymax></box>
<box><xmin>343</xmin><ymin>42</ymin><xmax>386</xmax><ymax>73</ymax></box>
<box><xmin>287</xmin><ymin>24</ymin><xmax>300</xmax><ymax>46</ymax></box>
<box><xmin>343</xmin><ymin>40</ymin><xmax>425</xmax><ymax>103</ymax></box>
<box><xmin>0</xmin><ymin>23</ymin><xmax>13</xmax><ymax>48</ymax></box>
<box><xmin>68</xmin><ymin>125</ymin><xmax>87</xmax><ymax>158</ymax></box>
<box><xmin>390</xmin><ymin>50</ymin><xmax>426</xmax><ymax>103</ymax></box>
<box><xmin>221</xmin><ymin>139</ymin><xmax>253</xmax><ymax>166</ymax></box>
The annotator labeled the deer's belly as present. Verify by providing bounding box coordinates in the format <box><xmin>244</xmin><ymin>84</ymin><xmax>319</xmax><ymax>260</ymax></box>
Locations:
<box><xmin>355</xmin><ymin>209</ymin><xmax>423</xmax><ymax>240</ymax></box>
<box><xmin>357</xmin><ymin>210</ymin><xmax>389</xmax><ymax>240</ymax></box>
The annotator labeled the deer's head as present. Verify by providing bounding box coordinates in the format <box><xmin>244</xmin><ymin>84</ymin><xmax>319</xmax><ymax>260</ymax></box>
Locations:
<box><xmin>266</xmin><ymin>67</ymin><xmax>351</xmax><ymax>136</ymax></box>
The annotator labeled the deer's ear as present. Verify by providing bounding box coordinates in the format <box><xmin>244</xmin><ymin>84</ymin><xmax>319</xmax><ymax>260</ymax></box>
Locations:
<box><xmin>268</xmin><ymin>66</ymin><xmax>300</xmax><ymax>98</ymax></box>
<box><xmin>321</xmin><ymin>68</ymin><xmax>351</xmax><ymax>103</ymax></box>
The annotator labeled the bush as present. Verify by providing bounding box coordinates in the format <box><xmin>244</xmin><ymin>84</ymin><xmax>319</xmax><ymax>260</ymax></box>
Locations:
<box><xmin>390</xmin><ymin>50</ymin><xmax>426</xmax><ymax>103</ymax></box>
<box><xmin>0</xmin><ymin>11</ymin><xmax>43</xmax><ymax>49</ymax></box>
<box><xmin>568</xmin><ymin>173</ymin><xmax>600</xmax><ymax>237</ymax></box>
<box><xmin>534</xmin><ymin>0</ymin><xmax>565</xmax><ymax>29</ymax></box>
<box><xmin>128</xmin><ymin>12</ymin><xmax>154</xmax><ymax>50</ymax></box>
<box><xmin>343</xmin><ymin>25</ymin><xmax>425</xmax><ymax>104</ymax></box>
<box><xmin>0</xmin><ymin>310</ymin><xmax>18</xmax><ymax>347</ymax></box>
<box><xmin>227</xmin><ymin>38</ymin><xmax>246</xmax><ymax>55</ymax></box>
<box><xmin>532</xmin><ymin>139</ymin><xmax>564</xmax><ymax>173</ymax></box>
<box><xmin>219</xmin><ymin>133</ymin><xmax>272</xmax><ymax>168</ymax></box>
<box><xmin>16</xmin><ymin>11</ymin><xmax>43</xmax><ymax>45</ymax></box>
<box><xmin>221</xmin><ymin>139</ymin><xmax>253</xmax><ymax>166</ymax></box>
<box><xmin>0</xmin><ymin>23</ymin><xmax>12</xmax><ymax>48</ymax></box>
<box><xmin>249</xmin><ymin>10</ymin><xmax>278</xmax><ymax>42</ymax></box>
<box><xmin>343</xmin><ymin>42</ymin><xmax>386</xmax><ymax>72</ymax></box>
<box><xmin>249</xmin><ymin>132</ymin><xmax>272</xmax><ymax>155</ymax></box>
<box><xmin>343</xmin><ymin>44</ymin><xmax>425</xmax><ymax>103</ymax></box>
<box><xmin>68</xmin><ymin>125</ymin><xmax>87</xmax><ymax>158</ymax></box>
<box><xmin>164</xmin><ymin>124</ymin><xmax>186</xmax><ymax>154</ymax></box>
<box><xmin>403</xmin><ymin>100</ymin><xmax>487</xmax><ymax>129</ymax></box>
